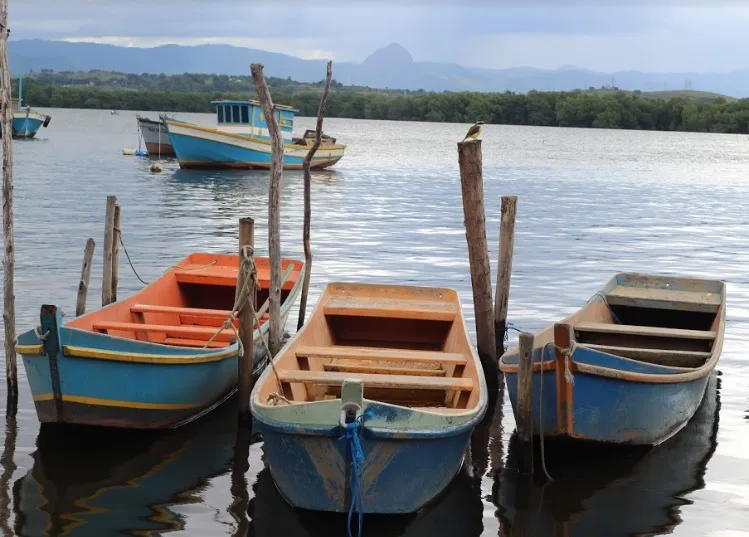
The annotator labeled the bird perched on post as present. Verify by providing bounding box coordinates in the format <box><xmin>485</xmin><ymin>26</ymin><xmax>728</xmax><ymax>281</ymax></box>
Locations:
<box><xmin>462</xmin><ymin>120</ymin><xmax>485</xmax><ymax>142</ymax></box>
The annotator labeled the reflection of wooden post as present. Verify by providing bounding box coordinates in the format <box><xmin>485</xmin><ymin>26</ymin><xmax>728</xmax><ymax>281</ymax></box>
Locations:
<box><xmin>457</xmin><ymin>139</ymin><xmax>498</xmax><ymax>391</ymax></box>
<box><xmin>0</xmin><ymin>2</ymin><xmax>18</xmax><ymax>404</ymax></box>
<box><xmin>76</xmin><ymin>239</ymin><xmax>96</xmax><ymax>316</ymax></box>
<box><xmin>237</xmin><ymin>217</ymin><xmax>255</xmax><ymax>421</ymax></box>
<box><xmin>229</xmin><ymin>425</ymin><xmax>251</xmax><ymax>536</ymax></box>
<box><xmin>251</xmin><ymin>63</ymin><xmax>284</xmax><ymax>357</ymax></box>
<box><xmin>102</xmin><ymin>195</ymin><xmax>117</xmax><ymax>306</ymax></box>
<box><xmin>297</xmin><ymin>60</ymin><xmax>333</xmax><ymax>330</ymax></box>
<box><xmin>495</xmin><ymin>195</ymin><xmax>517</xmax><ymax>357</ymax></box>
<box><xmin>517</xmin><ymin>332</ymin><xmax>534</xmax><ymax>476</ymax></box>
<box><xmin>111</xmin><ymin>204</ymin><xmax>121</xmax><ymax>302</ymax></box>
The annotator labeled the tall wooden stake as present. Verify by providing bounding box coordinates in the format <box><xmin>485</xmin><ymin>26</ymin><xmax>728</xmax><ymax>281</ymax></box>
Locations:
<box><xmin>297</xmin><ymin>60</ymin><xmax>332</xmax><ymax>330</ymax></box>
<box><xmin>111</xmin><ymin>203</ymin><xmax>121</xmax><ymax>302</ymax></box>
<box><xmin>101</xmin><ymin>195</ymin><xmax>117</xmax><ymax>306</ymax></box>
<box><xmin>76</xmin><ymin>238</ymin><xmax>96</xmax><ymax>317</ymax></box>
<box><xmin>251</xmin><ymin>63</ymin><xmax>283</xmax><ymax>357</ymax></box>
<box><xmin>457</xmin><ymin>140</ymin><xmax>498</xmax><ymax>391</ymax></box>
<box><xmin>517</xmin><ymin>332</ymin><xmax>535</xmax><ymax>475</ymax></box>
<box><xmin>495</xmin><ymin>195</ymin><xmax>517</xmax><ymax>357</ymax></box>
<box><xmin>0</xmin><ymin>3</ymin><xmax>17</xmax><ymax>404</ymax></box>
<box><xmin>237</xmin><ymin>217</ymin><xmax>255</xmax><ymax>421</ymax></box>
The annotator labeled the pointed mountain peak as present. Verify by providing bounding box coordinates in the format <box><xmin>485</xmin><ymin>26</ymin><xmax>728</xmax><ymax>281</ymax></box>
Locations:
<box><xmin>362</xmin><ymin>43</ymin><xmax>413</xmax><ymax>67</ymax></box>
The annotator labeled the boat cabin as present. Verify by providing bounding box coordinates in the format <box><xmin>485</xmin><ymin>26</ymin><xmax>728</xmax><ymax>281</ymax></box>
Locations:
<box><xmin>213</xmin><ymin>99</ymin><xmax>297</xmax><ymax>142</ymax></box>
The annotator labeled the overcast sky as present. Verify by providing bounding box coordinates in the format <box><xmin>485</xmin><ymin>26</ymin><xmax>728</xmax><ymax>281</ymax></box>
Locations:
<box><xmin>10</xmin><ymin>1</ymin><xmax>749</xmax><ymax>73</ymax></box>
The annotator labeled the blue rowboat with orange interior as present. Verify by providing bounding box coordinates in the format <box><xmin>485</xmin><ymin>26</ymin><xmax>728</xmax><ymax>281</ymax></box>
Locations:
<box><xmin>163</xmin><ymin>99</ymin><xmax>346</xmax><ymax>170</ymax></box>
<box><xmin>251</xmin><ymin>282</ymin><xmax>488</xmax><ymax>515</ymax></box>
<box><xmin>500</xmin><ymin>273</ymin><xmax>725</xmax><ymax>445</ymax></box>
<box><xmin>15</xmin><ymin>252</ymin><xmax>305</xmax><ymax>429</ymax></box>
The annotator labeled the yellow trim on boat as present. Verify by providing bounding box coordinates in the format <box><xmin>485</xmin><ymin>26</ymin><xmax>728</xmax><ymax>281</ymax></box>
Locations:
<box><xmin>16</xmin><ymin>344</ymin><xmax>44</xmax><ymax>355</ymax></box>
<box><xmin>33</xmin><ymin>393</ymin><xmax>204</xmax><ymax>410</ymax></box>
<box><xmin>63</xmin><ymin>345</ymin><xmax>238</xmax><ymax>364</ymax></box>
<box><xmin>165</xmin><ymin>120</ymin><xmax>345</xmax><ymax>151</ymax></box>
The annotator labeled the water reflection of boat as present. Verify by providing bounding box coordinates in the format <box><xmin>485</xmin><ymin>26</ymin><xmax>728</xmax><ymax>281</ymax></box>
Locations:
<box><xmin>12</xmin><ymin>403</ymin><xmax>238</xmax><ymax>537</ymax></box>
<box><xmin>250</xmin><ymin>458</ymin><xmax>483</xmax><ymax>537</ymax></box>
<box><xmin>496</xmin><ymin>371</ymin><xmax>720</xmax><ymax>536</ymax></box>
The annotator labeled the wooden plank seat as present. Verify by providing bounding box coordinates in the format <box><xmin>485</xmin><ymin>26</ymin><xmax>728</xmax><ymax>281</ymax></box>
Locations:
<box><xmin>574</xmin><ymin>322</ymin><xmax>716</xmax><ymax>340</ymax></box>
<box><xmin>323</xmin><ymin>360</ymin><xmax>447</xmax><ymax>377</ymax></box>
<box><xmin>322</xmin><ymin>296</ymin><xmax>457</xmax><ymax>322</ymax></box>
<box><xmin>580</xmin><ymin>343</ymin><xmax>711</xmax><ymax>368</ymax></box>
<box><xmin>295</xmin><ymin>345</ymin><xmax>467</xmax><ymax>366</ymax></box>
<box><xmin>277</xmin><ymin>369</ymin><xmax>474</xmax><ymax>393</ymax></box>
<box><xmin>130</xmin><ymin>304</ymin><xmax>269</xmax><ymax>328</ymax></box>
<box><xmin>174</xmin><ymin>263</ymin><xmax>296</xmax><ymax>290</ymax></box>
<box><xmin>163</xmin><ymin>337</ymin><xmax>230</xmax><ymax>348</ymax></box>
<box><xmin>605</xmin><ymin>286</ymin><xmax>721</xmax><ymax>313</ymax></box>
<box><xmin>92</xmin><ymin>321</ymin><xmax>237</xmax><ymax>342</ymax></box>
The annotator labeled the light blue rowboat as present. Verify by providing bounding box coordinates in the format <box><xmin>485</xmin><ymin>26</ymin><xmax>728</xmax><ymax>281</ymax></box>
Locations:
<box><xmin>164</xmin><ymin>99</ymin><xmax>345</xmax><ymax>170</ymax></box>
<box><xmin>251</xmin><ymin>282</ymin><xmax>488</xmax><ymax>516</ymax></box>
<box><xmin>16</xmin><ymin>252</ymin><xmax>305</xmax><ymax>429</ymax></box>
<box><xmin>2</xmin><ymin>74</ymin><xmax>51</xmax><ymax>139</ymax></box>
<box><xmin>500</xmin><ymin>272</ymin><xmax>725</xmax><ymax>445</ymax></box>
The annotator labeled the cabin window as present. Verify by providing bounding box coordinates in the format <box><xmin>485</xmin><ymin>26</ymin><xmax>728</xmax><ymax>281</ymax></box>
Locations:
<box><xmin>241</xmin><ymin>105</ymin><xmax>249</xmax><ymax>124</ymax></box>
<box><xmin>217</xmin><ymin>106</ymin><xmax>224</xmax><ymax>123</ymax></box>
<box><xmin>224</xmin><ymin>105</ymin><xmax>232</xmax><ymax>123</ymax></box>
<box><xmin>232</xmin><ymin>105</ymin><xmax>240</xmax><ymax>124</ymax></box>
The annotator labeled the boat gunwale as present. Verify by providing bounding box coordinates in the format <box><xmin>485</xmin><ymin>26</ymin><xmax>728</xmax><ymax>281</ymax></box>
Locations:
<box><xmin>499</xmin><ymin>272</ymin><xmax>726</xmax><ymax>384</ymax></box>
<box><xmin>251</xmin><ymin>281</ymin><xmax>489</xmax><ymax>436</ymax></box>
<box><xmin>16</xmin><ymin>254</ymin><xmax>306</xmax><ymax>365</ymax></box>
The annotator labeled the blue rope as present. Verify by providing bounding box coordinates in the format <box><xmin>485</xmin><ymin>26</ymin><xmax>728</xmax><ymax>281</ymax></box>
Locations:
<box><xmin>338</xmin><ymin>409</ymin><xmax>374</xmax><ymax>537</ymax></box>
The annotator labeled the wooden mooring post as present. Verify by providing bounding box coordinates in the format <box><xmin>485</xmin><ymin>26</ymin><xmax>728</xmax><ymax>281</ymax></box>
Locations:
<box><xmin>517</xmin><ymin>332</ymin><xmax>535</xmax><ymax>475</ymax></box>
<box><xmin>76</xmin><ymin>238</ymin><xmax>96</xmax><ymax>316</ymax></box>
<box><xmin>251</xmin><ymin>63</ymin><xmax>284</xmax><ymax>358</ymax></box>
<box><xmin>297</xmin><ymin>60</ymin><xmax>332</xmax><ymax>330</ymax></box>
<box><xmin>111</xmin><ymin>203</ymin><xmax>121</xmax><ymax>302</ymax></box>
<box><xmin>0</xmin><ymin>1</ymin><xmax>17</xmax><ymax>405</ymax></box>
<box><xmin>457</xmin><ymin>139</ymin><xmax>498</xmax><ymax>391</ymax></box>
<box><xmin>237</xmin><ymin>217</ymin><xmax>255</xmax><ymax>421</ymax></box>
<box><xmin>101</xmin><ymin>195</ymin><xmax>117</xmax><ymax>306</ymax></box>
<box><xmin>495</xmin><ymin>195</ymin><xmax>517</xmax><ymax>357</ymax></box>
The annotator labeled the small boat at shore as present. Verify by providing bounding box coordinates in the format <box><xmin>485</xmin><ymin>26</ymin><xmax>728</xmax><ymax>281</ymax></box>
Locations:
<box><xmin>137</xmin><ymin>114</ymin><xmax>176</xmax><ymax>156</ymax></box>
<box><xmin>16</xmin><ymin>252</ymin><xmax>305</xmax><ymax>429</ymax></box>
<box><xmin>1</xmin><ymin>74</ymin><xmax>51</xmax><ymax>139</ymax></box>
<box><xmin>251</xmin><ymin>282</ymin><xmax>488</xmax><ymax>514</ymax></box>
<box><xmin>164</xmin><ymin>99</ymin><xmax>345</xmax><ymax>170</ymax></box>
<box><xmin>500</xmin><ymin>272</ymin><xmax>725</xmax><ymax>445</ymax></box>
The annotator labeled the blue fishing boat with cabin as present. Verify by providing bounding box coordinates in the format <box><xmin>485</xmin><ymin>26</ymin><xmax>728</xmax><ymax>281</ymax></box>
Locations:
<box><xmin>500</xmin><ymin>272</ymin><xmax>725</xmax><ymax>445</ymax></box>
<box><xmin>164</xmin><ymin>99</ymin><xmax>346</xmax><ymax>170</ymax></box>
<box><xmin>2</xmin><ymin>73</ymin><xmax>52</xmax><ymax>139</ymax></box>
<box><xmin>251</xmin><ymin>282</ymin><xmax>488</xmax><ymax>516</ymax></box>
<box><xmin>15</xmin><ymin>252</ymin><xmax>305</xmax><ymax>429</ymax></box>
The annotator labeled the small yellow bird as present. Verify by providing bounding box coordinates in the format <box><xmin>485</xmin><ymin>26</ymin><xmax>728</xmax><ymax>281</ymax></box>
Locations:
<box><xmin>462</xmin><ymin>120</ymin><xmax>485</xmax><ymax>142</ymax></box>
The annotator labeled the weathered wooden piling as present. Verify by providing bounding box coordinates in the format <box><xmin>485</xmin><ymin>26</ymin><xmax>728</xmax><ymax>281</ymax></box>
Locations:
<box><xmin>111</xmin><ymin>203</ymin><xmax>121</xmax><ymax>302</ymax></box>
<box><xmin>237</xmin><ymin>217</ymin><xmax>255</xmax><ymax>421</ymax></box>
<box><xmin>495</xmin><ymin>195</ymin><xmax>517</xmax><ymax>357</ymax></box>
<box><xmin>0</xmin><ymin>1</ymin><xmax>17</xmax><ymax>404</ymax></box>
<box><xmin>517</xmin><ymin>332</ymin><xmax>535</xmax><ymax>475</ymax></box>
<box><xmin>101</xmin><ymin>195</ymin><xmax>117</xmax><ymax>306</ymax></box>
<box><xmin>297</xmin><ymin>60</ymin><xmax>333</xmax><ymax>330</ymax></box>
<box><xmin>250</xmin><ymin>63</ymin><xmax>283</xmax><ymax>357</ymax></box>
<box><xmin>76</xmin><ymin>238</ymin><xmax>96</xmax><ymax>316</ymax></box>
<box><xmin>457</xmin><ymin>139</ymin><xmax>498</xmax><ymax>391</ymax></box>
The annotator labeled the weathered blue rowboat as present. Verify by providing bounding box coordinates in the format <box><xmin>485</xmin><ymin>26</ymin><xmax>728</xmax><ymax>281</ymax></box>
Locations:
<box><xmin>500</xmin><ymin>272</ymin><xmax>725</xmax><ymax>445</ymax></box>
<box><xmin>251</xmin><ymin>282</ymin><xmax>488</xmax><ymax>515</ymax></box>
<box><xmin>1</xmin><ymin>74</ymin><xmax>52</xmax><ymax>139</ymax></box>
<box><xmin>164</xmin><ymin>99</ymin><xmax>345</xmax><ymax>170</ymax></box>
<box><xmin>16</xmin><ymin>252</ymin><xmax>305</xmax><ymax>429</ymax></box>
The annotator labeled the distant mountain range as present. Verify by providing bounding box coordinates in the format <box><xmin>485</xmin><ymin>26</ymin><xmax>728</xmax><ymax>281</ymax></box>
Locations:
<box><xmin>10</xmin><ymin>39</ymin><xmax>749</xmax><ymax>97</ymax></box>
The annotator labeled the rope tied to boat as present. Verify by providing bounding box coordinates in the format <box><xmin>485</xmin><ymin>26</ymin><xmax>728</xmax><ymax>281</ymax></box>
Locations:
<box><xmin>338</xmin><ymin>407</ymin><xmax>375</xmax><ymax>537</ymax></box>
<box><xmin>34</xmin><ymin>327</ymin><xmax>50</xmax><ymax>341</ymax></box>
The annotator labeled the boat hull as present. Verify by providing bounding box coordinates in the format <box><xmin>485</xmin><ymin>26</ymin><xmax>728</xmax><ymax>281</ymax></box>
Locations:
<box><xmin>7</xmin><ymin>110</ymin><xmax>48</xmax><ymax>139</ymax></box>
<box><xmin>166</xmin><ymin>121</ymin><xmax>345</xmax><ymax>170</ymax></box>
<box><xmin>253</xmin><ymin>402</ymin><xmax>480</xmax><ymax>514</ymax></box>
<box><xmin>502</xmin><ymin>344</ymin><xmax>711</xmax><ymax>445</ymax></box>
<box><xmin>137</xmin><ymin>116</ymin><xmax>175</xmax><ymax>156</ymax></box>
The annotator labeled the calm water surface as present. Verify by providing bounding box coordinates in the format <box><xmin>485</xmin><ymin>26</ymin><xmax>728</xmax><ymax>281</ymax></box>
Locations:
<box><xmin>1</xmin><ymin>108</ymin><xmax>748</xmax><ymax>536</ymax></box>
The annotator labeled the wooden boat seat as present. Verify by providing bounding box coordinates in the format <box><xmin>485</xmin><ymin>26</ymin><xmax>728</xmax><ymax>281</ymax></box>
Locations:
<box><xmin>277</xmin><ymin>369</ymin><xmax>474</xmax><ymax>392</ymax></box>
<box><xmin>574</xmin><ymin>322</ymin><xmax>716</xmax><ymax>341</ymax></box>
<box><xmin>174</xmin><ymin>263</ymin><xmax>296</xmax><ymax>290</ymax></box>
<box><xmin>323</xmin><ymin>360</ymin><xmax>446</xmax><ymax>377</ymax></box>
<box><xmin>323</xmin><ymin>296</ymin><xmax>457</xmax><ymax>321</ymax></box>
<box><xmin>92</xmin><ymin>321</ymin><xmax>237</xmax><ymax>343</ymax></box>
<box><xmin>131</xmin><ymin>304</ymin><xmax>236</xmax><ymax>317</ymax></box>
<box><xmin>163</xmin><ymin>338</ymin><xmax>230</xmax><ymax>348</ymax></box>
<box><xmin>605</xmin><ymin>285</ymin><xmax>721</xmax><ymax>313</ymax></box>
<box><xmin>580</xmin><ymin>343</ymin><xmax>710</xmax><ymax>368</ymax></box>
<box><xmin>295</xmin><ymin>345</ymin><xmax>466</xmax><ymax>365</ymax></box>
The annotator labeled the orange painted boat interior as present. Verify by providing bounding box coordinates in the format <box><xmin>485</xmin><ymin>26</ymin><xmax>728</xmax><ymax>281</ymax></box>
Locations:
<box><xmin>67</xmin><ymin>253</ymin><xmax>304</xmax><ymax>349</ymax></box>
<box><xmin>257</xmin><ymin>282</ymin><xmax>483</xmax><ymax>414</ymax></box>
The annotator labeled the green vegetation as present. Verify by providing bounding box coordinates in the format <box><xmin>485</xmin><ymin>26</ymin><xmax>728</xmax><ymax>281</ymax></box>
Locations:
<box><xmin>15</xmin><ymin>71</ymin><xmax>749</xmax><ymax>134</ymax></box>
